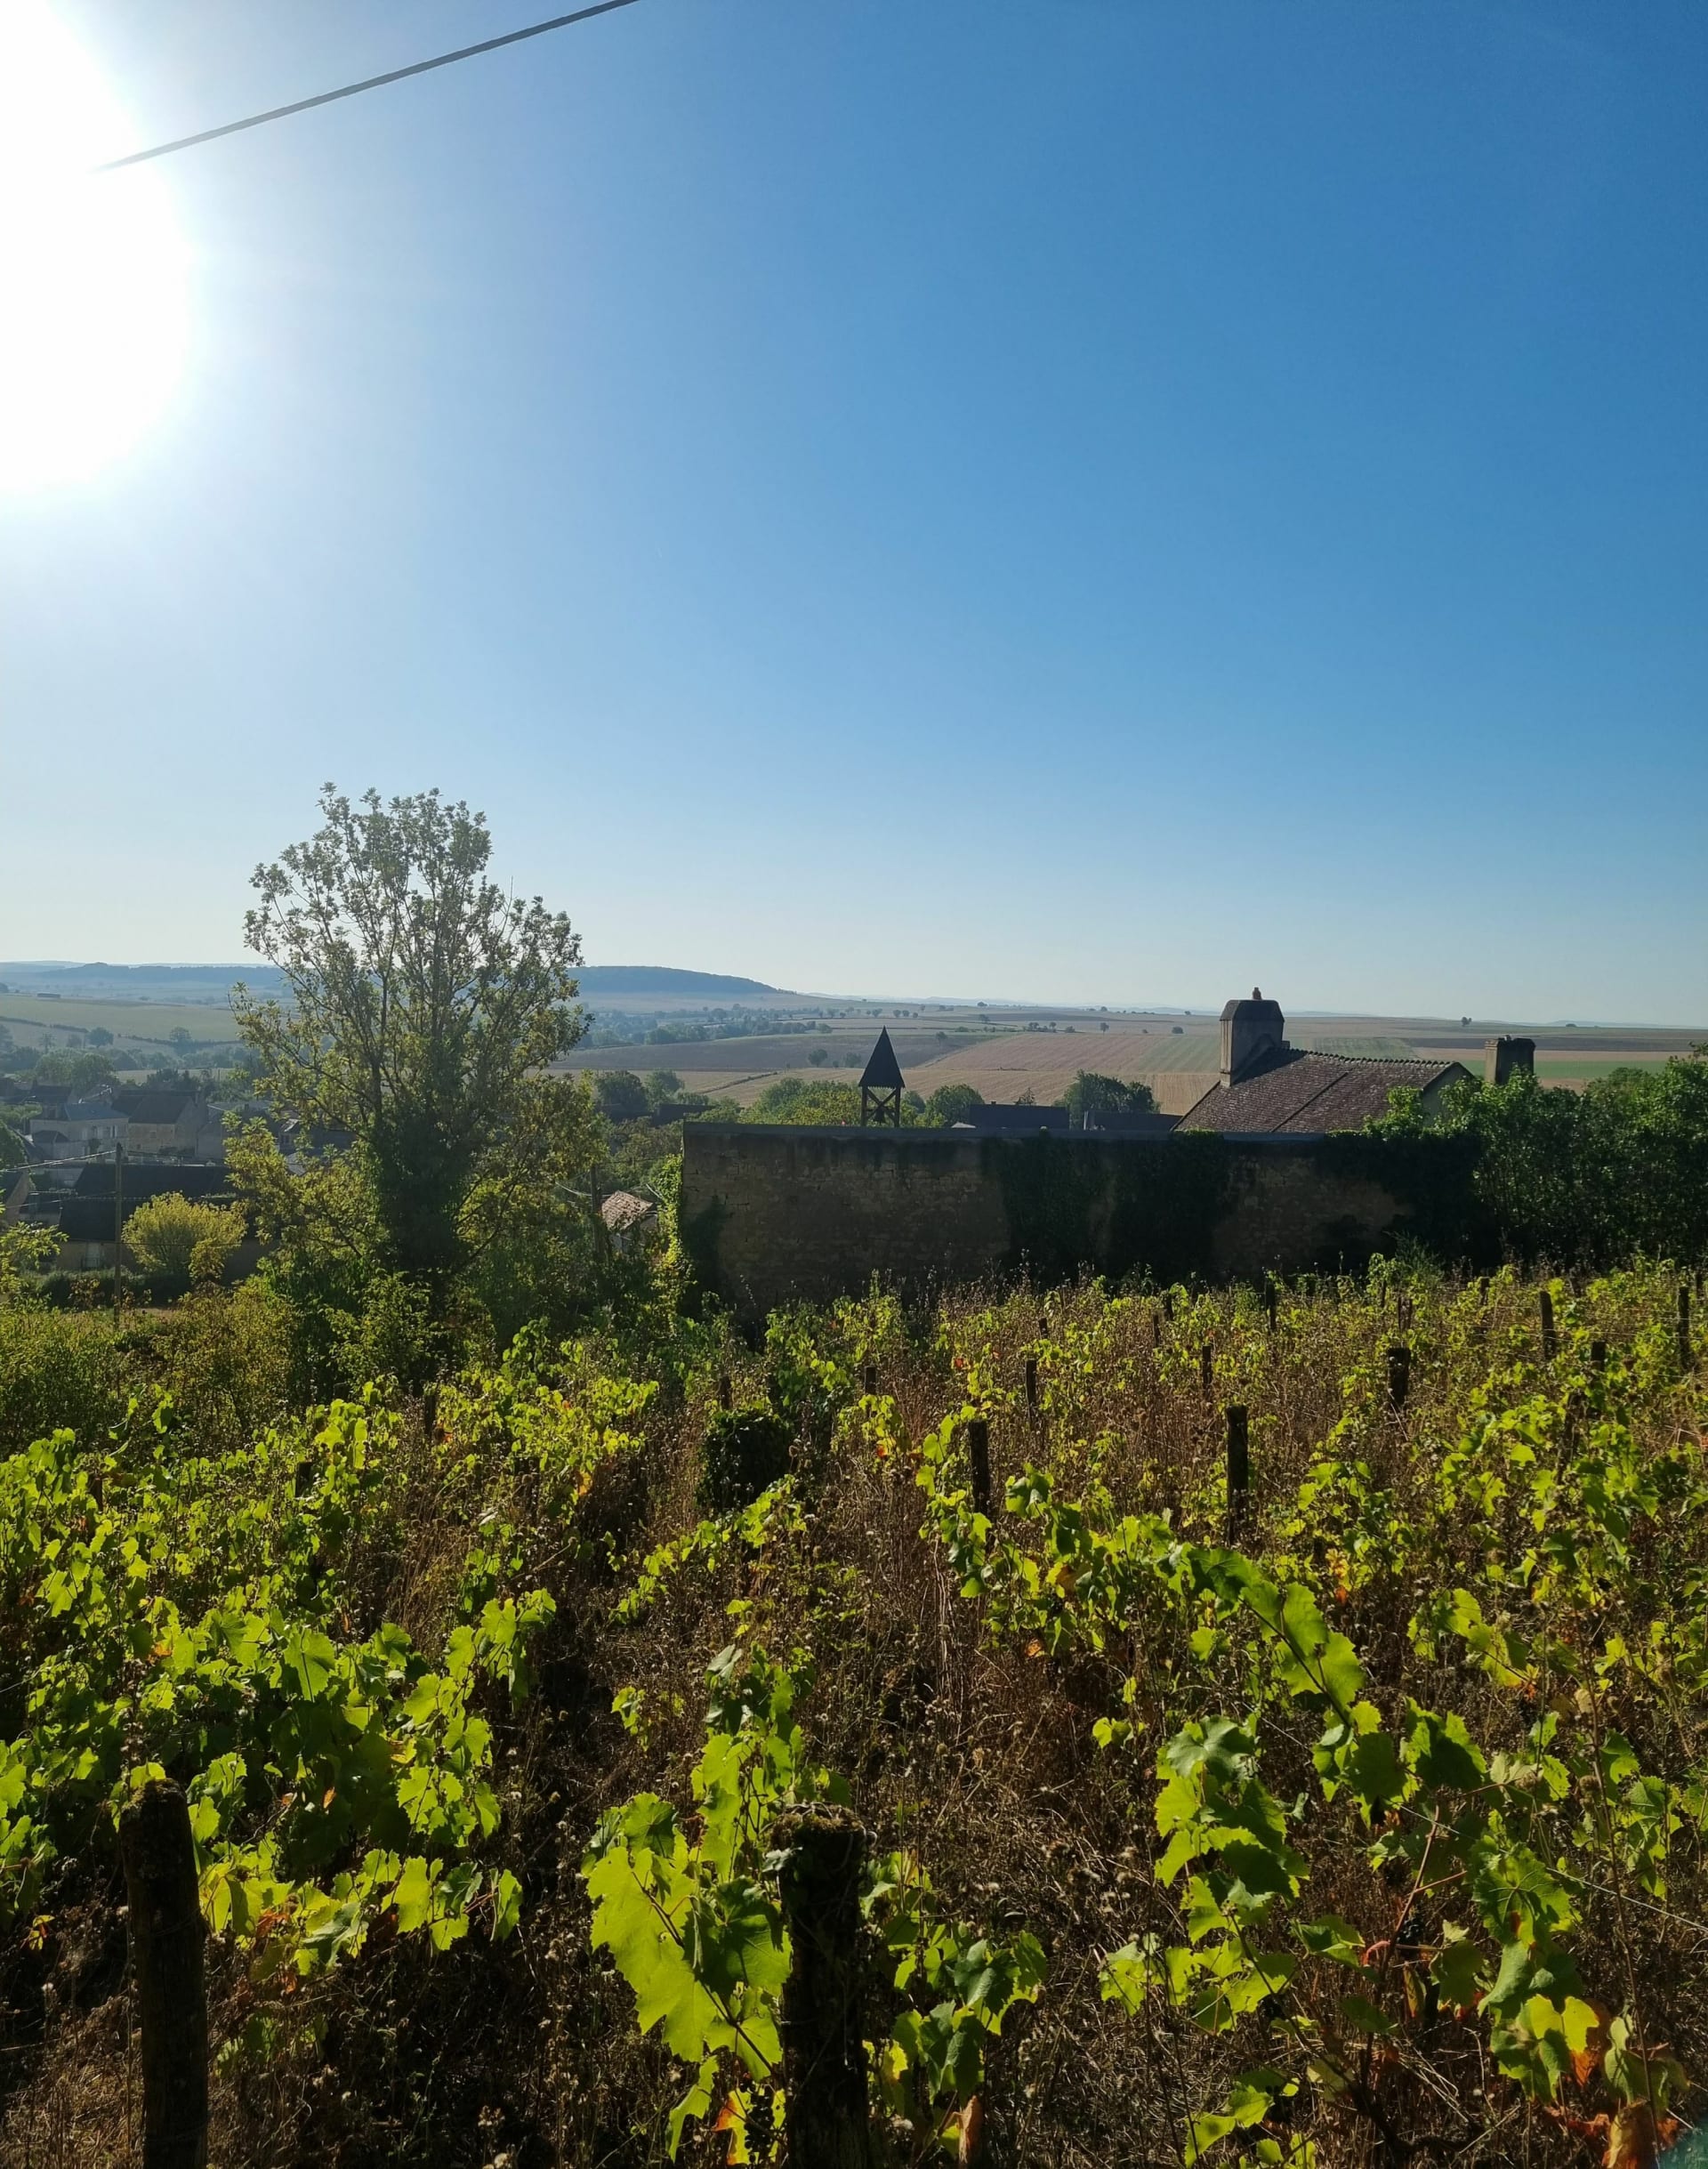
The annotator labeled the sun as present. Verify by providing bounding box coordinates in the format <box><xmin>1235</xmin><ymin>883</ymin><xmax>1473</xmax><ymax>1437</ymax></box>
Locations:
<box><xmin>0</xmin><ymin>0</ymin><xmax>190</xmax><ymax>491</ymax></box>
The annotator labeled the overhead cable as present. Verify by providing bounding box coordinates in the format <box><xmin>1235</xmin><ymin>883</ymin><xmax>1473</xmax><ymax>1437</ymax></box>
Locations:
<box><xmin>92</xmin><ymin>0</ymin><xmax>641</xmax><ymax>173</ymax></box>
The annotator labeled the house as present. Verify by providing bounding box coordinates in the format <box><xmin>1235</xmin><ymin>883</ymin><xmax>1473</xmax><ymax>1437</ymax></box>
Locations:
<box><xmin>112</xmin><ymin>1085</ymin><xmax>222</xmax><ymax>1161</ymax></box>
<box><xmin>952</xmin><ymin>1104</ymin><xmax>1072</xmax><ymax>1133</ymax></box>
<box><xmin>71</xmin><ymin>1162</ymin><xmax>230</xmax><ymax>1206</ymax></box>
<box><xmin>600</xmin><ymin>1189</ymin><xmax>660</xmax><ymax>1253</ymax></box>
<box><xmin>27</xmin><ymin>1100</ymin><xmax>128</xmax><ymax>1159</ymax></box>
<box><xmin>1178</xmin><ymin>991</ymin><xmax>1475</xmax><ymax>1135</ymax></box>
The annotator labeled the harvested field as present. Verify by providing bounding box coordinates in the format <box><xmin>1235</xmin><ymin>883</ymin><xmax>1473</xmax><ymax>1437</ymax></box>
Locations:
<box><xmin>905</xmin><ymin>1028</ymin><xmax>1221</xmax><ymax>1114</ymax></box>
<box><xmin>560</xmin><ymin>1026</ymin><xmax>999</xmax><ymax>1076</ymax></box>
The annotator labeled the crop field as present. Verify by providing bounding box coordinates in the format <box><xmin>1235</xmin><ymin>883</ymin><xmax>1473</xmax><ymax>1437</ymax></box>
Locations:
<box><xmin>562</xmin><ymin>1026</ymin><xmax>1001</xmax><ymax>1076</ymax></box>
<box><xmin>0</xmin><ymin>992</ymin><xmax>245</xmax><ymax>1046</ymax></box>
<box><xmin>906</xmin><ymin>1029</ymin><xmax>1222</xmax><ymax>1113</ymax></box>
<box><xmin>4</xmin><ymin>1262</ymin><xmax>1704</xmax><ymax>2165</ymax></box>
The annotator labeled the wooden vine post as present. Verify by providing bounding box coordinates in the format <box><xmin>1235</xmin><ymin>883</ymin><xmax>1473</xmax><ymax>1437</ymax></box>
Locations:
<box><xmin>717</xmin><ymin>1371</ymin><xmax>734</xmax><ymax>1412</ymax></box>
<box><xmin>862</xmin><ymin>1361</ymin><xmax>878</xmax><ymax>1399</ymax></box>
<box><xmin>1539</xmin><ymin>1289</ymin><xmax>1557</xmax><ymax>1365</ymax></box>
<box><xmin>118</xmin><ymin>1779</ymin><xmax>208</xmax><ymax>2169</ymax></box>
<box><xmin>1387</xmin><ymin>1343</ymin><xmax>1411</xmax><ymax>1412</ymax></box>
<box><xmin>774</xmin><ymin>1809</ymin><xmax>879</xmax><ymax>2169</ymax></box>
<box><xmin>1680</xmin><ymin>1283</ymin><xmax>1694</xmax><ymax>1374</ymax></box>
<box><xmin>967</xmin><ymin>1417</ymin><xmax>992</xmax><ymax>1516</ymax></box>
<box><xmin>1024</xmin><ymin>1356</ymin><xmax>1038</xmax><ymax>1413</ymax></box>
<box><xmin>1264</xmin><ymin>1280</ymin><xmax>1277</xmax><ymax>1332</ymax></box>
<box><xmin>1225</xmin><ymin>1404</ymin><xmax>1250</xmax><ymax>1540</ymax></box>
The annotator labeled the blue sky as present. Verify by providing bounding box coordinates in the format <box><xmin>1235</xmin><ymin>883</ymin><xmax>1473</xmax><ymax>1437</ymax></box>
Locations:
<box><xmin>3</xmin><ymin>0</ymin><xmax>1705</xmax><ymax>1021</ymax></box>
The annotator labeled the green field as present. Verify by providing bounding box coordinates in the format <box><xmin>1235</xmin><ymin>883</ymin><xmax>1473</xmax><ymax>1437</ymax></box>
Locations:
<box><xmin>0</xmin><ymin>992</ymin><xmax>245</xmax><ymax>1044</ymax></box>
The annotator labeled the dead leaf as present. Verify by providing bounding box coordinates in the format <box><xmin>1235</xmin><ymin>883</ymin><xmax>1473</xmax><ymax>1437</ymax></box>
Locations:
<box><xmin>1607</xmin><ymin>2101</ymin><xmax>1659</xmax><ymax>2169</ymax></box>
<box><xmin>958</xmin><ymin>2094</ymin><xmax>985</xmax><ymax>2165</ymax></box>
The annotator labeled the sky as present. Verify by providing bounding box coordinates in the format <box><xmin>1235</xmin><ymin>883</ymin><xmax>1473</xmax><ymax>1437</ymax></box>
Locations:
<box><xmin>1</xmin><ymin>0</ymin><xmax>1705</xmax><ymax>1022</ymax></box>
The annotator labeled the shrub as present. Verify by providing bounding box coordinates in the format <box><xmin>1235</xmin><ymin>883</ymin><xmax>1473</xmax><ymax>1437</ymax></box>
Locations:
<box><xmin>924</xmin><ymin>1083</ymin><xmax>984</xmax><ymax>1125</ymax></box>
<box><xmin>0</xmin><ymin>1306</ymin><xmax>128</xmax><ymax>1453</ymax></box>
<box><xmin>125</xmin><ymin>1192</ymin><xmax>244</xmax><ymax>1292</ymax></box>
<box><xmin>698</xmin><ymin>1403</ymin><xmax>793</xmax><ymax>1512</ymax></box>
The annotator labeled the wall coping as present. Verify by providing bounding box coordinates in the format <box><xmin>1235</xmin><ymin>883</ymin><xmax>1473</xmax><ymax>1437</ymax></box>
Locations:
<box><xmin>686</xmin><ymin>1125</ymin><xmax>1340</xmax><ymax>1154</ymax></box>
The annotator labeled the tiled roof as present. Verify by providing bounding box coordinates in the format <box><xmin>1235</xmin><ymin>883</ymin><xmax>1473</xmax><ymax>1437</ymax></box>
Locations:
<box><xmin>72</xmin><ymin>1163</ymin><xmax>230</xmax><ymax>1201</ymax></box>
<box><xmin>600</xmin><ymin>1190</ymin><xmax>658</xmax><ymax>1233</ymax></box>
<box><xmin>1178</xmin><ymin>1052</ymin><xmax>1470</xmax><ymax>1134</ymax></box>
<box><xmin>114</xmin><ymin>1089</ymin><xmax>200</xmax><ymax>1125</ymax></box>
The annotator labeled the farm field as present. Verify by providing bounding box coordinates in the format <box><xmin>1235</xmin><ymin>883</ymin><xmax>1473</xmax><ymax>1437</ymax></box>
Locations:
<box><xmin>4</xmin><ymin>1262</ymin><xmax>1705</xmax><ymax>2165</ymax></box>
<box><xmin>560</xmin><ymin>1025</ymin><xmax>1003</xmax><ymax>1076</ymax></box>
<box><xmin>902</xmin><ymin>1028</ymin><xmax>1221</xmax><ymax>1114</ymax></box>
<box><xmin>0</xmin><ymin>991</ymin><xmax>245</xmax><ymax>1047</ymax></box>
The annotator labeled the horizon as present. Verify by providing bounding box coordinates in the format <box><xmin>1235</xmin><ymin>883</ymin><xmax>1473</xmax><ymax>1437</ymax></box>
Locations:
<box><xmin>3</xmin><ymin>3</ymin><xmax>1706</xmax><ymax>1020</ymax></box>
<box><xmin>2</xmin><ymin>955</ymin><xmax>1702</xmax><ymax>1036</ymax></box>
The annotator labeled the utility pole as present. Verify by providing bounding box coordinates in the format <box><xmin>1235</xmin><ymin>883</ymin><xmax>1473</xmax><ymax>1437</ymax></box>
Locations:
<box><xmin>113</xmin><ymin>1141</ymin><xmax>125</xmax><ymax>1313</ymax></box>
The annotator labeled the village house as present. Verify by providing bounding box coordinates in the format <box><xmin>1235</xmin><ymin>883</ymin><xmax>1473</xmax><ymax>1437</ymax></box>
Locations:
<box><xmin>26</xmin><ymin>1099</ymin><xmax>128</xmax><ymax>1160</ymax></box>
<box><xmin>112</xmin><ymin>1084</ymin><xmax>224</xmax><ymax>1161</ymax></box>
<box><xmin>1177</xmin><ymin>992</ymin><xmax>1478</xmax><ymax>1133</ymax></box>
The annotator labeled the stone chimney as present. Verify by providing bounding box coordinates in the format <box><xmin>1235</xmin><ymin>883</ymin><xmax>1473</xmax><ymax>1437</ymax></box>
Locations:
<box><xmin>1220</xmin><ymin>988</ymin><xmax>1286</xmax><ymax>1086</ymax></box>
<box><xmin>1484</xmin><ymin>1036</ymin><xmax>1535</xmax><ymax>1086</ymax></box>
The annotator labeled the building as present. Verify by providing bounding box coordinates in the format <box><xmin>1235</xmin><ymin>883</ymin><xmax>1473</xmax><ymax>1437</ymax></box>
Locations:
<box><xmin>112</xmin><ymin>1085</ymin><xmax>222</xmax><ymax>1161</ymax></box>
<box><xmin>600</xmin><ymin>1189</ymin><xmax>660</xmax><ymax>1253</ymax></box>
<box><xmin>1177</xmin><ymin>991</ymin><xmax>1474</xmax><ymax>1135</ymax></box>
<box><xmin>26</xmin><ymin>1100</ymin><xmax>128</xmax><ymax>1159</ymax></box>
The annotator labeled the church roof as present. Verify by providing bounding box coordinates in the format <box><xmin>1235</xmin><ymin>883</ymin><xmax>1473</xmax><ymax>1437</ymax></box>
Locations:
<box><xmin>858</xmin><ymin>1028</ymin><xmax>905</xmax><ymax>1091</ymax></box>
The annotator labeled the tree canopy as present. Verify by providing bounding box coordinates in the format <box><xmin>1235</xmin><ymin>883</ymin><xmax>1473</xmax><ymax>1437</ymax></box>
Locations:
<box><xmin>1061</xmin><ymin>1070</ymin><xmax>1157</xmax><ymax>1120</ymax></box>
<box><xmin>234</xmin><ymin>786</ymin><xmax>590</xmax><ymax>1287</ymax></box>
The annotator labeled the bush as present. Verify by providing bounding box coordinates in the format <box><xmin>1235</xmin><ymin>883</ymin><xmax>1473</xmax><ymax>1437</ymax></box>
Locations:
<box><xmin>746</xmin><ymin>1077</ymin><xmax>866</xmax><ymax>1125</ymax></box>
<box><xmin>125</xmin><ymin>1192</ymin><xmax>244</xmax><ymax>1292</ymax></box>
<box><xmin>697</xmin><ymin>1402</ymin><xmax>793</xmax><ymax>1512</ymax></box>
<box><xmin>0</xmin><ymin>1305</ymin><xmax>128</xmax><ymax>1453</ymax></box>
<box><xmin>923</xmin><ymin>1083</ymin><xmax>984</xmax><ymax>1125</ymax></box>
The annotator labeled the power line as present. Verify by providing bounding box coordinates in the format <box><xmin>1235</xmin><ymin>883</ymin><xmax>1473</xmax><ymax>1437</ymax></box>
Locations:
<box><xmin>91</xmin><ymin>0</ymin><xmax>643</xmax><ymax>174</ymax></box>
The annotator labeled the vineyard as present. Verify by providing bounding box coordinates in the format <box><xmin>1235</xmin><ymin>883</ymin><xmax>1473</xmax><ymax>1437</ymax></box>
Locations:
<box><xmin>4</xmin><ymin>1261</ymin><xmax>1707</xmax><ymax>2167</ymax></box>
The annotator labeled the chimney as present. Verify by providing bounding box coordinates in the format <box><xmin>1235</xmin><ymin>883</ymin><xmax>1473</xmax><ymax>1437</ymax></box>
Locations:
<box><xmin>1485</xmin><ymin>1036</ymin><xmax>1535</xmax><ymax>1086</ymax></box>
<box><xmin>1220</xmin><ymin>988</ymin><xmax>1286</xmax><ymax>1086</ymax></box>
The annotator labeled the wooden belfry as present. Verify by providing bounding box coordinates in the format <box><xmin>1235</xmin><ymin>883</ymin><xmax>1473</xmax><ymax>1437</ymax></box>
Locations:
<box><xmin>859</xmin><ymin>1028</ymin><xmax>905</xmax><ymax>1127</ymax></box>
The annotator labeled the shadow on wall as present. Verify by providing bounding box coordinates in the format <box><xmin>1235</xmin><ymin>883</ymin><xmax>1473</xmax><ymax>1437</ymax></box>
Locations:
<box><xmin>680</xmin><ymin>1125</ymin><xmax>1487</xmax><ymax>1318</ymax></box>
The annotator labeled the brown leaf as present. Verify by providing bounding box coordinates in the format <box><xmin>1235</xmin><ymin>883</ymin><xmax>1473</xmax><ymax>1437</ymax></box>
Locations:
<box><xmin>1607</xmin><ymin>2101</ymin><xmax>1660</xmax><ymax>2169</ymax></box>
<box><xmin>958</xmin><ymin>2094</ymin><xmax>985</xmax><ymax>2165</ymax></box>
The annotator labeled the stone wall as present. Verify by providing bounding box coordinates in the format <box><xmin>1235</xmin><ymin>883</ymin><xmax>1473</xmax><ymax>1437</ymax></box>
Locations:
<box><xmin>680</xmin><ymin>1125</ymin><xmax>1482</xmax><ymax>1317</ymax></box>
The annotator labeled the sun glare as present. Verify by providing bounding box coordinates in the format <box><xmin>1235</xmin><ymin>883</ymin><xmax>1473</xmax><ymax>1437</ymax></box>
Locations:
<box><xmin>0</xmin><ymin>0</ymin><xmax>190</xmax><ymax>490</ymax></box>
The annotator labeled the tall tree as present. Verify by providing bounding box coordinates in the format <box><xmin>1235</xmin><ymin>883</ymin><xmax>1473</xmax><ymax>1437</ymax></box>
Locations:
<box><xmin>235</xmin><ymin>786</ymin><xmax>588</xmax><ymax>1285</ymax></box>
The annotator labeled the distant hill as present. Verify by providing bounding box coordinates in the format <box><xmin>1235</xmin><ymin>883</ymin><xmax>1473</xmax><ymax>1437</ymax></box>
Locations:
<box><xmin>0</xmin><ymin>961</ymin><xmax>781</xmax><ymax>1002</ymax></box>
<box><xmin>576</xmin><ymin>967</ymin><xmax>782</xmax><ymax>997</ymax></box>
<box><xmin>0</xmin><ymin>962</ymin><xmax>283</xmax><ymax>1004</ymax></box>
